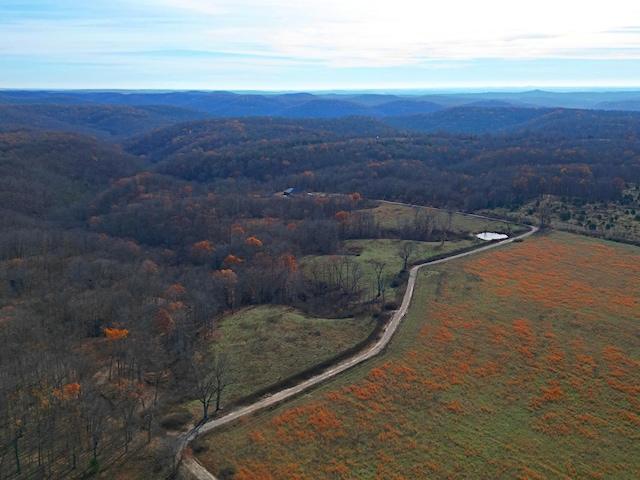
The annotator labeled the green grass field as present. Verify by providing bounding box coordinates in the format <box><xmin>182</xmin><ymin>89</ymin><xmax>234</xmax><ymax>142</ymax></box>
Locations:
<box><xmin>367</xmin><ymin>201</ymin><xmax>524</xmax><ymax>236</ymax></box>
<box><xmin>197</xmin><ymin>232</ymin><xmax>640</xmax><ymax>479</ymax></box>
<box><xmin>212</xmin><ymin>306</ymin><xmax>377</xmax><ymax>406</ymax></box>
<box><xmin>339</xmin><ymin>238</ymin><xmax>476</xmax><ymax>301</ymax></box>
<box><xmin>216</xmin><ymin>237</ymin><xmax>479</xmax><ymax>408</ymax></box>
<box><xmin>187</xmin><ymin>205</ymin><xmax>502</xmax><ymax>419</ymax></box>
<box><xmin>302</xmin><ymin>201</ymin><xmax>516</xmax><ymax>308</ymax></box>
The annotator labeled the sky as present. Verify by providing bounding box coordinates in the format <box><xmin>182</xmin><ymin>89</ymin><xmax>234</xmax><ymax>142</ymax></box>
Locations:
<box><xmin>2</xmin><ymin>0</ymin><xmax>640</xmax><ymax>91</ymax></box>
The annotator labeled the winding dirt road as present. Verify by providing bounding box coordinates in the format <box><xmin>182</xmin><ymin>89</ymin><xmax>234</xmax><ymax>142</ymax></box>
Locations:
<box><xmin>177</xmin><ymin>223</ymin><xmax>539</xmax><ymax>479</ymax></box>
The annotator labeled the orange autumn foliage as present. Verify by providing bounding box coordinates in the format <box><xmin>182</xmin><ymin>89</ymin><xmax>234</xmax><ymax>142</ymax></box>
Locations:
<box><xmin>268</xmin><ymin>403</ymin><xmax>345</xmax><ymax>445</ymax></box>
<box><xmin>168</xmin><ymin>301</ymin><xmax>184</xmax><ymax>313</ymax></box>
<box><xmin>212</xmin><ymin>269</ymin><xmax>237</xmax><ymax>283</ymax></box>
<box><xmin>141</xmin><ymin>259</ymin><xmax>158</xmax><ymax>275</ymax></box>
<box><xmin>230</xmin><ymin>224</ymin><xmax>245</xmax><ymax>235</ymax></box>
<box><xmin>53</xmin><ymin>382</ymin><xmax>81</xmax><ymax>401</ymax></box>
<box><xmin>368</xmin><ymin>367</ymin><xmax>387</xmax><ymax>382</ymax></box>
<box><xmin>221</xmin><ymin>254</ymin><xmax>244</xmax><ymax>268</ymax></box>
<box><xmin>164</xmin><ymin>284</ymin><xmax>186</xmax><ymax>298</ymax></box>
<box><xmin>104</xmin><ymin>327</ymin><xmax>129</xmax><ymax>340</ymax></box>
<box><xmin>334</xmin><ymin>210</ymin><xmax>351</xmax><ymax>224</ymax></box>
<box><xmin>245</xmin><ymin>236</ymin><xmax>263</xmax><ymax>248</ymax></box>
<box><xmin>190</xmin><ymin>240</ymin><xmax>214</xmax><ymax>256</ymax></box>
<box><xmin>64</xmin><ymin>382</ymin><xmax>81</xmax><ymax>396</ymax></box>
<box><xmin>541</xmin><ymin>382</ymin><xmax>565</xmax><ymax>402</ymax></box>
<box><xmin>234</xmin><ymin>461</ymin><xmax>310</xmax><ymax>480</ymax></box>
<box><xmin>280</xmin><ymin>253</ymin><xmax>297</xmax><ymax>273</ymax></box>
<box><xmin>155</xmin><ymin>309</ymin><xmax>174</xmax><ymax>335</ymax></box>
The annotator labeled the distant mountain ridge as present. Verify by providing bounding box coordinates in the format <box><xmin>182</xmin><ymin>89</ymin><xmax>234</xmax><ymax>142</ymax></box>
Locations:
<box><xmin>386</xmin><ymin>107</ymin><xmax>640</xmax><ymax>135</ymax></box>
<box><xmin>592</xmin><ymin>100</ymin><xmax>640</xmax><ymax>111</ymax></box>
<box><xmin>3</xmin><ymin>89</ymin><xmax>640</xmax><ymax>121</ymax></box>
<box><xmin>0</xmin><ymin>90</ymin><xmax>449</xmax><ymax>118</ymax></box>
<box><xmin>3</xmin><ymin>90</ymin><xmax>640</xmax><ymax>139</ymax></box>
<box><xmin>0</xmin><ymin>104</ymin><xmax>208</xmax><ymax>139</ymax></box>
<box><xmin>385</xmin><ymin>107</ymin><xmax>555</xmax><ymax>134</ymax></box>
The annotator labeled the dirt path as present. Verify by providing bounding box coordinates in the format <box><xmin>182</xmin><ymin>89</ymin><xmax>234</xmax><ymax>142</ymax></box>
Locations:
<box><xmin>177</xmin><ymin>223</ymin><xmax>539</xmax><ymax>479</ymax></box>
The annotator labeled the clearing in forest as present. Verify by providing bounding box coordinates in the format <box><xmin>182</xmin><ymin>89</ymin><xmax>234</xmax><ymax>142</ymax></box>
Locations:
<box><xmin>197</xmin><ymin>232</ymin><xmax>640</xmax><ymax>479</ymax></box>
<box><xmin>366</xmin><ymin>201</ymin><xmax>522</xmax><ymax>236</ymax></box>
<box><xmin>183</xmin><ymin>205</ymin><xmax>505</xmax><ymax>421</ymax></box>
<box><xmin>212</xmin><ymin>306</ymin><xmax>377</xmax><ymax>405</ymax></box>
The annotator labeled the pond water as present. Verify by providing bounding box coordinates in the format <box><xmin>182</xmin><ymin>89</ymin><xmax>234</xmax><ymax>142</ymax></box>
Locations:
<box><xmin>476</xmin><ymin>232</ymin><xmax>509</xmax><ymax>241</ymax></box>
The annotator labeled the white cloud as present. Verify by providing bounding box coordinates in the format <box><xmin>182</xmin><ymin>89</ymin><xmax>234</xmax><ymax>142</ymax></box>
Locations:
<box><xmin>4</xmin><ymin>0</ymin><xmax>640</xmax><ymax>63</ymax></box>
<box><xmin>130</xmin><ymin>0</ymin><xmax>640</xmax><ymax>66</ymax></box>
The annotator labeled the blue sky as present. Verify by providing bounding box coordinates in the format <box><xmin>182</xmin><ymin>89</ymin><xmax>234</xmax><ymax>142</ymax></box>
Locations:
<box><xmin>2</xmin><ymin>0</ymin><xmax>640</xmax><ymax>90</ymax></box>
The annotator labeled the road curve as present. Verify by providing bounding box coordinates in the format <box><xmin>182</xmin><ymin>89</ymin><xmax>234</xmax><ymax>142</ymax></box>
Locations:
<box><xmin>177</xmin><ymin>223</ymin><xmax>539</xmax><ymax>479</ymax></box>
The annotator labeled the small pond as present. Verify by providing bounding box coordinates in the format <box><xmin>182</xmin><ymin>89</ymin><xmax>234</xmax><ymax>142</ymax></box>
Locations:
<box><xmin>476</xmin><ymin>232</ymin><xmax>508</xmax><ymax>241</ymax></box>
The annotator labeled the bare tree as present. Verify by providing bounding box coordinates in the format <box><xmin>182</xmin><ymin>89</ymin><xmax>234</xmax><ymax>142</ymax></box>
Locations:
<box><xmin>440</xmin><ymin>205</ymin><xmax>455</xmax><ymax>246</ymax></box>
<box><xmin>366</xmin><ymin>260</ymin><xmax>387</xmax><ymax>298</ymax></box>
<box><xmin>337</xmin><ymin>256</ymin><xmax>364</xmax><ymax>305</ymax></box>
<box><xmin>398</xmin><ymin>207</ymin><xmax>434</xmax><ymax>241</ymax></box>
<box><xmin>82</xmin><ymin>384</ymin><xmax>107</xmax><ymax>473</ymax></box>
<box><xmin>397</xmin><ymin>242</ymin><xmax>416</xmax><ymax>271</ymax></box>
<box><xmin>537</xmin><ymin>199</ymin><xmax>552</xmax><ymax>228</ymax></box>
<box><xmin>190</xmin><ymin>350</ymin><xmax>232</xmax><ymax>422</ymax></box>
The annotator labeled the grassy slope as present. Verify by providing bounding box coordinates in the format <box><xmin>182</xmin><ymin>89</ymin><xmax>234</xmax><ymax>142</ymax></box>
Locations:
<box><xmin>165</xmin><ymin>204</ymin><xmax>500</xmax><ymax>416</ymax></box>
<box><xmin>308</xmin><ymin>203</ymin><xmax>522</xmax><ymax>306</ymax></box>
<box><xmin>340</xmin><ymin>238</ymin><xmax>475</xmax><ymax>301</ymax></box>
<box><xmin>213</xmin><ymin>306</ymin><xmax>377</xmax><ymax>405</ymax></box>
<box><xmin>112</xmin><ymin>307</ymin><xmax>377</xmax><ymax>480</ymax></box>
<box><xmin>212</xmin><ymin>206</ymin><xmax>506</xmax><ymax>408</ymax></box>
<box><xmin>186</xmin><ymin>206</ymin><xmax>495</xmax><ymax>416</ymax></box>
<box><xmin>368</xmin><ymin>201</ymin><xmax>525</xmax><ymax>236</ymax></box>
<box><xmin>198</xmin><ymin>231</ymin><xmax>640</xmax><ymax>479</ymax></box>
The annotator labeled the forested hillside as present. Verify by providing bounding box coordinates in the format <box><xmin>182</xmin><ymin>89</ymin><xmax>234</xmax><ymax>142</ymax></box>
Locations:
<box><xmin>0</xmin><ymin>104</ymin><xmax>207</xmax><ymax>139</ymax></box>
<box><xmin>0</xmin><ymin>129</ymin><xmax>143</xmax><ymax>221</ymax></box>
<box><xmin>122</xmin><ymin>113</ymin><xmax>640</xmax><ymax>209</ymax></box>
<box><xmin>1</xmin><ymin>95</ymin><xmax>639</xmax><ymax>478</ymax></box>
<box><xmin>386</xmin><ymin>107</ymin><xmax>640</xmax><ymax>134</ymax></box>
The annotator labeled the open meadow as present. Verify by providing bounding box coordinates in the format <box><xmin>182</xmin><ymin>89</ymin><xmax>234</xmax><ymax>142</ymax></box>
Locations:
<box><xmin>299</xmin><ymin>238</ymin><xmax>478</xmax><ymax>312</ymax></box>
<box><xmin>213</xmin><ymin>306</ymin><xmax>377</xmax><ymax>405</ymax></box>
<box><xmin>179</xmin><ymin>203</ymin><xmax>500</xmax><ymax>424</ymax></box>
<box><xmin>303</xmin><ymin>201</ymin><xmax>519</xmax><ymax>308</ymax></box>
<box><xmin>197</xmin><ymin>232</ymin><xmax>640</xmax><ymax>479</ymax></box>
<box><xmin>366</xmin><ymin>201</ymin><xmax>523</xmax><ymax>237</ymax></box>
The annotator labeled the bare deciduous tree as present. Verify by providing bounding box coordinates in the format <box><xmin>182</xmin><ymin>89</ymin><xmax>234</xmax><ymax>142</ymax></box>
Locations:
<box><xmin>537</xmin><ymin>199</ymin><xmax>552</xmax><ymax>228</ymax></box>
<box><xmin>366</xmin><ymin>260</ymin><xmax>387</xmax><ymax>298</ymax></box>
<box><xmin>190</xmin><ymin>350</ymin><xmax>232</xmax><ymax>421</ymax></box>
<box><xmin>397</xmin><ymin>242</ymin><xmax>416</xmax><ymax>271</ymax></box>
<box><xmin>440</xmin><ymin>205</ymin><xmax>455</xmax><ymax>246</ymax></box>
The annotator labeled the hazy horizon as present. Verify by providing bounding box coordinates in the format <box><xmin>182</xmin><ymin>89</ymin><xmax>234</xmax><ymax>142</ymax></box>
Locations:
<box><xmin>2</xmin><ymin>86</ymin><xmax>640</xmax><ymax>95</ymax></box>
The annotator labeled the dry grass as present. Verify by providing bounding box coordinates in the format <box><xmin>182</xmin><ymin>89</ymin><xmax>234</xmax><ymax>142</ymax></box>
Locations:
<box><xmin>198</xmin><ymin>231</ymin><xmax>640</xmax><ymax>479</ymax></box>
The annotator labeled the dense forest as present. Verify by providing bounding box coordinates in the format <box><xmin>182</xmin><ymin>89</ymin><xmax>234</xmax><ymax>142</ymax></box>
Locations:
<box><xmin>1</xmin><ymin>92</ymin><xmax>640</xmax><ymax>478</ymax></box>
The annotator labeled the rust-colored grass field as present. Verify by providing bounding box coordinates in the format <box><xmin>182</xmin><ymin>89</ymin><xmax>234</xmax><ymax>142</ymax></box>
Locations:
<box><xmin>198</xmin><ymin>232</ymin><xmax>640</xmax><ymax>479</ymax></box>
